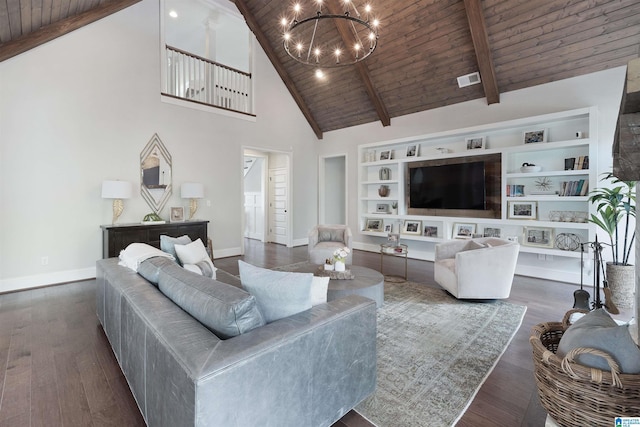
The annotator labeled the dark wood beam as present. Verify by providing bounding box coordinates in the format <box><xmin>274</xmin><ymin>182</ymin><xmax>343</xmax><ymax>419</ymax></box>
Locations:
<box><xmin>613</xmin><ymin>57</ymin><xmax>640</xmax><ymax>181</ymax></box>
<box><xmin>234</xmin><ymin>0</ymin><xmax>323</xmax><ymax>139</ymax></box>
<box><xmin>326</xmin><ymin>0</ymin><xmax>390</xmax><ymax>127</ymax></box>
<box><xmin>463</xmin><ymin>0</ymin><xmax>500</xmax><ymax>104</ymax></box>
<box><xmin>0</xmin><ymin>0</ymin><xmax>142</xmax><ymax>63</ymax></box>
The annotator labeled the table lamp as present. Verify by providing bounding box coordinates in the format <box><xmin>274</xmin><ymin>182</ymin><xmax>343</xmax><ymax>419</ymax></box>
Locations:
<box><xmin>102</xmin><ymin>180</ymin><xmax>132</xmax><ymax>224</ymax></box>
<box><xmin>181</xmin><ymin>182</ymin><xmax>204</xmax><ymax>220</ymax></box>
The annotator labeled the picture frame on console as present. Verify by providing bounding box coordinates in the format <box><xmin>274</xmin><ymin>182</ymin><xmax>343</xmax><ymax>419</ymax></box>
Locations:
<box><xmin>465</xmin><ymin>136</ymin><xmax>485</xmax><ymax>150</ymax></box>
<box><xmin>452</xmin><ymin>223</ymin><xmax>476</xmax><ymax>239</ymax></box>
<box><xmin>170</xmin><ymin>207</ymin><xmax>184</xmax><ymax>222</ymax></box>
<box><xmin>402</xmin><ymin>220</ymin><xmax>422</xmax><ymax>235</ymax></box>
<box><xmin>365</xmin><ymin>218</ymin><xmax>383</xmax><ymax>231</ymax></box>
<box><xmin>508</xmin><ymin>201</ymin><xmax>537</xmax><ymax>220</ymax></box>
<box><xmin>523</xmin><ymin>128</ymin><xmax>547</xmax><ymax>144</ymax></box>
<box><xmin>523</xmin><ymin>226</ymin><xmax>554</xmax><ymax>248</ymax></box>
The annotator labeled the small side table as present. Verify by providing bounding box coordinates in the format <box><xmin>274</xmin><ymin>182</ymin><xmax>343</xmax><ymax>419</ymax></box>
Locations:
<box><xmin>380</xmin><ymin>243</ymin><xmax>408</xmax><ymax>280</ymax></box>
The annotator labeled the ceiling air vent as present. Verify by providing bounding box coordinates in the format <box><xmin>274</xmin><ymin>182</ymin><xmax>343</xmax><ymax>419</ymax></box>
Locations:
<box><xmin>457</xmin><ymin>72</ymin><xmax>481</xmax><ymax>88</ymax></box>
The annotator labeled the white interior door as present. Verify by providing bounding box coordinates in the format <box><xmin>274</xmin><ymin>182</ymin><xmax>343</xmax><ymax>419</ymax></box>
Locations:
<box><xmin>268</xmin><ymin>167</ymin><xmax>289</xmax><ymax>245</ymax></box>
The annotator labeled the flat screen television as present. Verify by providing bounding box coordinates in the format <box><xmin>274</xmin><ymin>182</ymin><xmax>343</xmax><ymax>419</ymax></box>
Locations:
<box><xmin>409</xmin><ymin>161</ymin><xmax>486</xmax><ymax>210</ymax></box>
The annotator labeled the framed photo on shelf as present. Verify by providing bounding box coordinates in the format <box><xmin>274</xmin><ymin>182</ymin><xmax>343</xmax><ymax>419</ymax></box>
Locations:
<box><xmin>523</xmin><ymin>129</ymin><xmax>547</xmax><ymax>144</ymax></box>
<box><xmin>384</xmin><ymin>224</ymin><xmax>392</xmax><ymax>233</ymax></box>
<box><xmin>406</xmin><ymin>144</ymin><xmax>418</xmax><ymax>157</ymax></box>
<box><xmin>423</xmin><ymin>225</ymin><xmax>438</xmax><ymax>237</ymax></box>
<box><xmin>483</xmin><ymin>227</ymin><xmax>501</xmax><ymax>238</ymax></box>
<box><xmin>523</xmin><ymin>226</ymin><xmax>554</xmax><ymax>248</ymax></box>
<box><xmin>376</xmin><ymin>203</ymin><xmax>389</xmax><ymax>213</ymax></box>
<box><xmin>365</xmin><ymin>219</ymin><xmax>383</xmax><ymax>232</ymax></box>
<box><xmin>465</xmin><ymin>136</ymin><xmax>485</xmax><ymax>150</ymax></box>
<box><xmin>379</xmin><ymin>150</ymin><xmax>391</xmax><ymax>161</ymax></box>
<box><xmin>508</xmin><ymin>201</ymin><xmax>537</xmax><ymax>220</ymax></box>
<box><xmin>170</xmin><ymin>207</ymin><xmax>184</xmax><ymax>222</ymax></box>
<box><xmin>402</xmin><ymin>220</ymin><xmax>422</xmax><ymax>235</ymax></box>
<box><xmin>452</xmin><ymin>223</ymin><xmax>476</xmax><ymax>239</ymax></box>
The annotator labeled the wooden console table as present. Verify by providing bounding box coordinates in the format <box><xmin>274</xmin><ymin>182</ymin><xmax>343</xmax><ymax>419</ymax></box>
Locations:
<box><xmin>101</xmin><ymin>221</ymin><xmax>209</xmax><ymax>258</ymax></box>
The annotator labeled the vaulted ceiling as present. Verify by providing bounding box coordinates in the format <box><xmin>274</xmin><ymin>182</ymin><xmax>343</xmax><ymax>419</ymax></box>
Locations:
<box><xmin>1</xmin><ymin>0</ymin><xmax>639</xmax><ymax>139</ymax></box>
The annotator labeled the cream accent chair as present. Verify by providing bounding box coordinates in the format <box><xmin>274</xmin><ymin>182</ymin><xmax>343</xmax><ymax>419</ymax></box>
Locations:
<box><xmin>308</xmin><ymin>225</ymin><xmax>353</xmax><ymax>265</ymax></box>
<box><xmin>434</xmin><ymin>237</ymin><xmax>520</xmax><ymax>299</ymax></box>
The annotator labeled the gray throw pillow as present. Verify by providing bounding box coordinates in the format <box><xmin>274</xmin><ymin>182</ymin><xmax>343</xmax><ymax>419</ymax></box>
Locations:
<box><xmin>557</xmin><ymin>308</ymin><xmax>640</xmax><ymax>374</ymax></box>
<box><xmin>158</xmin><ymin>262</ymin><xmax>265</xmax><ymax>339</ymax></box>
<box><xmin>160</xmin><ymin>234</ymin><xmax>192</xmax><ymax>263</ymax></box>
<box><xmin>319</xmin><ymin>230</ymin><xmax>332</xmax><ymax>242</ymax></box>
<box><xmin>238</xmin><ymin>260</ymin><xmax>313</xmax><ymax>323</ymax></box>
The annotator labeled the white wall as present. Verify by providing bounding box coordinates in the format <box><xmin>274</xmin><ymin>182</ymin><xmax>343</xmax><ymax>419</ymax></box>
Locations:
<box><xmin>317</xmin><ymin>67</ymin><xmax>628</xmax><ymax>282</ymax></box>
<box><xmin>0</xmin><ymin>0</ymin><xmax>318</xmax><ymax>292</ymax></box>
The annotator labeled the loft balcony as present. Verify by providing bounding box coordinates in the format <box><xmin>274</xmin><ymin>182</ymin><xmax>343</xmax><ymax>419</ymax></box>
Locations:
<box><xmin>163</xmin><ymin>45</ymin><xmax>253</xmax><ymax>116</ymax></box>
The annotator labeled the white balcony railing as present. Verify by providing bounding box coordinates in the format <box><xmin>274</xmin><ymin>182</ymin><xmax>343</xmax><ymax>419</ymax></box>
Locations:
<box><xmin>164</xmin><ymin>45</ymin><xmax>253</xmax><ymax>115</ymax></box>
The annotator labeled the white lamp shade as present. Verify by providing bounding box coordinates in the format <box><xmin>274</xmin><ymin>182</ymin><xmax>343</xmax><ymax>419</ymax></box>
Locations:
<box><xmin>101</xmin><ymin>180</ymin><xmax>132</xmax><ymax>199</ymax></box>
<box><xmin>181</xmin><ymin>182</ymin><xmax>204</xmax><ymax>199</ymax></box>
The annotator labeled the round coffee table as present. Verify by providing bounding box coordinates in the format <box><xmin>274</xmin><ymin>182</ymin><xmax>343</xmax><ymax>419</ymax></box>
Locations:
<box><xmin>287</xmin><ymin>264</ymin><xmax>384</xmax><ymax>308</ymax></box>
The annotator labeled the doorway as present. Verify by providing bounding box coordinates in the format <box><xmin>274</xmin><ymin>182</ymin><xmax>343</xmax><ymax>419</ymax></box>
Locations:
<box><xmin>319</xmin><ymin>154</ymin><xmax>347</xmax><ymax>224</ymax></box>
<box><xmin>241</xmin><ymin>148</ymin><xmax>292</xmax><ymax>254</ymax></box>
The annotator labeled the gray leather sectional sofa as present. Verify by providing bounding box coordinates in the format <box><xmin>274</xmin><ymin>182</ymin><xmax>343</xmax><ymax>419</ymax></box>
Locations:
<box><xmin>95</xmin><ymin>257</ymin><xmax>377</xmax><ymax>427</ymax></box>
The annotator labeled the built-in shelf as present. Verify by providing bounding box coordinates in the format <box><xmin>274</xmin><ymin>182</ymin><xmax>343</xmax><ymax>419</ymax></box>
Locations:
<box><xmin>358</xmin><ymin>107</ymin><xmax>597</xmax><ymax>270</ymax></box>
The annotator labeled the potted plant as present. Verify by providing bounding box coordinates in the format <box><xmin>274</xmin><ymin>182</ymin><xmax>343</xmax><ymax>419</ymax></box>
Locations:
<box><xmin>588</xmin><ymin>172</ymin><xmax>636</xmax><ymax>309</ymax></box>
<box><xmin>391</xmin><ymin>201</ymin><xmax>398</xmax><ymax>215</ymax></box>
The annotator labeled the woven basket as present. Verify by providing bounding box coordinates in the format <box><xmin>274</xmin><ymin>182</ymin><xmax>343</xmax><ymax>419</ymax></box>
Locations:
<box><xmin>530</xmin><ymin>311</ymin><xmax>640</xmax><ymax>426</ymax></box>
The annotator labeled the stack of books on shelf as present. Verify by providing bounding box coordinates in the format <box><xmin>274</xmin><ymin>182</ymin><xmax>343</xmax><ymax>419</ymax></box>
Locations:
<box><xmin>505</xmin><ymin>184</ymin><xmax>524</xmax><ymax>197</ymax></box>
<box><xmin>564</xmin><ymin>156</ymin><xmax>589</xmax><ymax>170</ymax></box>
<box><xmin>559</xmin><ymin>179</ymin><xmax>589</xmax><ymax>196</ymax></box>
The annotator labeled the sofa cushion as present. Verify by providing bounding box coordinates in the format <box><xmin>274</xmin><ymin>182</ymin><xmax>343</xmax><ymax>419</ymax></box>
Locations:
<box><xmin>160</xmin><ymin>234</ymin><xmax>192</xmax><ymax>262</ymax></box>
<box><xmin>238</xmin><ymin>260</ymin><xmax>313</xmax><ymax>323</ymax></box>
<box><xmin>557</xmin><ymin>308</ymin><xmax>640</xmax><ymax>373</ymax></box>
<box><xmin>174</xmin><ymin>238</ymin><xmax>217</xmax><ymax>279</ymax></box>
<box><xmin>158</xmin><ymin>263</ymin><xmax>265</xmax><ymax>339</ymax></box>
<box><xmin>138</xmin><ymin>256</ymin><xmax>176</xmax><ymax>286</ymax></box>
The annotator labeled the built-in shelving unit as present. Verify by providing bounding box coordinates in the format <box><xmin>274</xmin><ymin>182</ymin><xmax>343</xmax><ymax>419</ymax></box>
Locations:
<box><xmin>357</xmin><ymin>107</ymin><xmax>598</xmax><ymax>282</ymax></box>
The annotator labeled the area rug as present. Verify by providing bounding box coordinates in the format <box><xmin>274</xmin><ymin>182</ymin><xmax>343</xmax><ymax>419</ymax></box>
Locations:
<box><xmin>355</xmin><ymin>280</ymin><xmax>526</xmax><ymax>427</ymax></box>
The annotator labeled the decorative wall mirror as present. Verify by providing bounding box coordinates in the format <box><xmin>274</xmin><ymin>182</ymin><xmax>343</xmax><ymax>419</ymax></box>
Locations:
<box><xmin>140</xmin><ymin>133</ymin><xmax>172</xmax><ymax>213</ymax></box>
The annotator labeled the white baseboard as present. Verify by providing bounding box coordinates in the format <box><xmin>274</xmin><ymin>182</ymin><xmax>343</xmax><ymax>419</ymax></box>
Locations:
<box><xmin>0</xmin><ymin>267</ymin><xmax>96</xmax><ymax>294</ymax></box>
<box><xmin>292</xmin><ymin>238</ymin><xmax>308</xmax><ymax>247</ymax></box>
<box><xmin>213</xmin><ymin>247</ymin><xmax>242</xmax><ymax>259</ymax></box>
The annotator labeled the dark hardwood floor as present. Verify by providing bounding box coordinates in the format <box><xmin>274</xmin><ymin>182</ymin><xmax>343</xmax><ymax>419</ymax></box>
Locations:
<box><xmin>1</xmin><ymin>239</ymin><xmax>627</xmax><ymax>426</ymax></box>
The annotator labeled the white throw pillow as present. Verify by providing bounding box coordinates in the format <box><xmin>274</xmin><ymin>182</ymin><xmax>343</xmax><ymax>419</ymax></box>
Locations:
<box><xmin>311</xmin><ymin>276</ymin><xmax>330</xmax><ymax>306</ymax></box>
<box><xmin>174</xmin><ymin>238</ymin><xmax>217</xmax><ymax>279</ymax></box>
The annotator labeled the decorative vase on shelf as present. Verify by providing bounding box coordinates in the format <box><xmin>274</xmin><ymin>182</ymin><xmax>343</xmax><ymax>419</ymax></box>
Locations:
<box><xmin>378</xmin><ymin>185</ymin><xmax>390</xmax><ymax>197</ymax></box>
<box><xmin>334</xmin><ymin>260</ymin><xmax>346</xmax><ymax>272</ymax></box>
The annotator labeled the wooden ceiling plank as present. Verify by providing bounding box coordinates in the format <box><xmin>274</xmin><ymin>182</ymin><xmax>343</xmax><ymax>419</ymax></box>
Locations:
<box><xmin>0</xmin><ymin>0</ymin><xmax>11</xmax><ymax>42</ymax></box>
<box><xmin>41</xmin><ymin>0</ymin><xmax>53</xmax><ymax>26</ymax></box>
<box><xmin>489</xmin><ymin>0</ymin><xmax>640</xmax><ymax>52</ymax></box>
<box><xmin>233</xmin><ymin>0</ymin><xmax>324</xmax><ymax>139</ymax></box>
<box><xmin>495</xmin><ymin>21</ymin><xmax>640</xmax><ymax>68</ymax></box>
<box><xmin>7</xmin><ymin>0</ymin><xmax>21</xmax><ymax>39</ymax></box>
<box><xmin>463</xmin><ymin>0</ymin><xmax>500</xmax><ymax>104</ymax></box>
<box><xmin>0</xmin><ymin>0</ymin><xmax>142</xmax><ymax>63</ymax></box>
<box><xmin>32</xmin><ymin>0</ymin><xmax>43</xmax><ymax>33</ymax></box>
<box><xmin>19</xmin><ymin>0</ymin><xmax>31</xmax><ymax>35</ymax></box>
<box><xmin>325</xmin><ymin>0</ymin><xmax>390</xmax><ymax>127</ymax></box>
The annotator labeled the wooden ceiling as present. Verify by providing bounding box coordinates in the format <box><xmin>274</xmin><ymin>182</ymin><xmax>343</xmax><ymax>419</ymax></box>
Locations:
<box><xmin>1</xmin><ymin>1</ymin><xmax>639</xmax><ymax>139</ymax></box>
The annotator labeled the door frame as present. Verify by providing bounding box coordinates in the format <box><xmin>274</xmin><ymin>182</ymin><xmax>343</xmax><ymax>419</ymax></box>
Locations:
<box><xmin>240</xmin><ymin>146</ymin><xmax>293</xmax><ymax>255</ymax></box>
<box><xmin>318</xmin><ymin>153</ymin><xmax>348</xmax><ymax>225</ymax></box>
